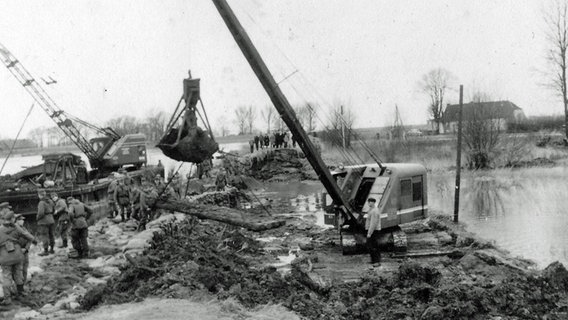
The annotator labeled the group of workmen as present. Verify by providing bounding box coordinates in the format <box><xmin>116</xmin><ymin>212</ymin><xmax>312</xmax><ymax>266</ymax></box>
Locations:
<box><xmin>249</xmin><ymin>131</ymin><xmax>296</xmax><ymax>153</ymax></box>
<box><xmin>106</xmin><ymin>170</ymin><xmax>180</xmax><ymax>229</ymax></box>
<box><xmin>0</xmin><ymin>191</ymin><xmax>92</xmax><ymax>304</ymax></box>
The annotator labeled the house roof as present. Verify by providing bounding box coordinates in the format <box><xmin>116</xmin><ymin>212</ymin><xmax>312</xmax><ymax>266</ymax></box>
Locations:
<box><xmin>443</xmin><ymin>100</ymin><xmax>523</xmax><ymax>122</ymax></box>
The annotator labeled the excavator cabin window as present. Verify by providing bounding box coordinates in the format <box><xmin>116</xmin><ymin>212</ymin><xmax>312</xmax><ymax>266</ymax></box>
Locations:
<box><xmin>352</xmin><ymin>177</ymin><xmax>375</xmax><ymax>212</ymax></box>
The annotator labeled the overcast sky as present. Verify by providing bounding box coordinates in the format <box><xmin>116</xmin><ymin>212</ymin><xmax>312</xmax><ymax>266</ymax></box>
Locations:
<box><xmin>0</xmin><ymin>0</ymin><xmax>558</xmax><ymax>139</ymax></box>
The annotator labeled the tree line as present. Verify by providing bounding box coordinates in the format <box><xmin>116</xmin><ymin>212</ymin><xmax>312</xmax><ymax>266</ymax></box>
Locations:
<box><xmin>27</xmin><ymin>110</ymin><xmax>168</xmax><ymax>148</ymax></box>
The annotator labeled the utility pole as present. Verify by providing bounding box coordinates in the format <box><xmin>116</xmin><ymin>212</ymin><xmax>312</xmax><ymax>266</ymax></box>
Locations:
<box><xmin>454</xmin><ymin>85</ymin><xmax>464</xmax><ymax>223</ymax></box>
<box><xmin>341</xmin><ymin>105</ymin><xmax>346</xmax><ymax>149</ymax></box>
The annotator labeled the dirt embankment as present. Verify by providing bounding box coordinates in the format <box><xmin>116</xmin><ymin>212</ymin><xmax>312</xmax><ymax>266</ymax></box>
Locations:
<box><xmin>77</xmin><ymin>214</ymin><xmax>568</xmax><ymax>320</ymax></box>
<box><xmin>231</xmin><ymin>149</ymin><xmax>317</xmax><ymax>182</ymax></box>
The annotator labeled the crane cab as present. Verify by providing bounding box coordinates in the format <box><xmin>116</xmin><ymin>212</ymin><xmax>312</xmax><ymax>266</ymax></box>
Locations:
<box><xmin>323</xmin><ymin>163</ymin><xmax>428</xmax><ymax>231</ymax></box>
<box><xmin>89</xmin><ymin>133</ymin><xmax>147</xmax><ymax>171</ymax></box>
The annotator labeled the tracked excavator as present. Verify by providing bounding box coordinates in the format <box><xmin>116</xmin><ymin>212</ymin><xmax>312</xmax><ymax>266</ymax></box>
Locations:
<box><xmin>209</xmin><ymin>0</ymin><xmax>429</xmax><ymax>253</ymax></box>
<box><xmin>155</xmin><ymin>1</ymin><xmax>428</xmax><ymax>249</ymax></box>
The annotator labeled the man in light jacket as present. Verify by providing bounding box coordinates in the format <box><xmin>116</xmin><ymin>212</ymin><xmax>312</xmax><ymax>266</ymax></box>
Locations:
<box><xmin>365</xmin><ymin>197</ymin><xmax>382</xmax><ymax>265</ymax></box>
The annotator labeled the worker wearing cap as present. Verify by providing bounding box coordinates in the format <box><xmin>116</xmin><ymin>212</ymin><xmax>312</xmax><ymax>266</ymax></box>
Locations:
<box><xmin>114</xmin><ymin>177</ymin><xmax>132</xmax><ymax>222</ymax></box>
<box><xmin>215</xmin><ymin>168</ymin><xmax>228</xmax><ymax>191</ymax></box>
<box><xmin>107</xmin><ymin>173</ymin><xmax>118</xmax><ymax>218</ymax></box>
<box><xmin>0</xmin><ymin>202</ymin><xmax>12</xmax><ymax>211</ymax></box>
<box><xmin>153</xmin><ymin>174</ymin><xmax>165</xmax><ymax>191</ymax></box>
<box><xmin>14</xmin><ymin>214</ymin><xmax>37</xmax><ymax>287</ymax></box>
<box><xmin>67</xmin><ymin>196</ymin><xmax>93</xmax><ymax>259</ymax></box>
<box><xmin>365</xmin><ymin>197</ymin><xmax>382</xmax><ymax>265</ymax></box>
<box><xmin>36</xmin><ymin>189</ymin><xmax>56</xmax><ymax>256</ymax></box>
<box><xmin>51</xmin><ymin>192</ymin><xmax>69</xmax><ymax>248</ymax></box>
<box><xmin>0</xmin><ymin>210</ymin><xmax>35</xmax><ymax>302</ymax></box>
<box><xmin>129</xmin><ymin>179</ymin><xmax>142</xmax><ymax>220</ymax></box>
<box><xmin>139</xmin><ymin>182</ymin><xmax>158</xmax><ymax>230</ymax></box>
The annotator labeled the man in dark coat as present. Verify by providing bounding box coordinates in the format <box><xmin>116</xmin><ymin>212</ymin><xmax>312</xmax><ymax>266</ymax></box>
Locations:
<box><xmin>36</xmin><ymin>190</ymin><xmax>55</xmax><ymax>256</ymax></box>
<box><xmin>51</xmin><ymin>192</ymin><xmax>69</xmax><ymax>248</ymax></box>
<box><xmin>67</xmin><ymin>197</ymin><xmax>93</xmax><ymax>259</ymax></box>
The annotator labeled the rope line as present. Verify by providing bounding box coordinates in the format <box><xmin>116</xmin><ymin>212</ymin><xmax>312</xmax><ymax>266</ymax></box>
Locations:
<box><xmin>0</xmin><ymin>103</ymin><xmax>35</xmax><ymax>176</ymax></box>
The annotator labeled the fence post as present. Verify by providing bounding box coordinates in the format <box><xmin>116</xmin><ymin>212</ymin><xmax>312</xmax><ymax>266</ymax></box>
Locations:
<box><xmin>454</xmin><ymin>85</ymin><xmax>464</xmax><ymax>223</ymax></box>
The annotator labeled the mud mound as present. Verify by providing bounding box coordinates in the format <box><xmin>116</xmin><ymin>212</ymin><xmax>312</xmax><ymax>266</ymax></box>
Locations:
<box><xmin>81</xmin><ymin>217</ymin><xmax>568</xmax><ymax>320</ymax></box>
<box><xmin>235</xmin><ymin>149</ymin><xmax>316</xmax><ymax>182</ymax></box>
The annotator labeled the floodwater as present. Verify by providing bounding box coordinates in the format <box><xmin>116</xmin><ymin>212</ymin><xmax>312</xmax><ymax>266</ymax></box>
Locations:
<box><xmin>2</xmin><ymin>147</ymin><xmax>567</xmax><ymax>268</ymax></box>
<box><xmin>0</xmin><ymin>142</ymin><xmax>247</xmax><ymax>177</ymax></box>
<box><xmin>258</xmin><ymin>169</ymin><xmax>568</xmax><ymax>269</ymax></box>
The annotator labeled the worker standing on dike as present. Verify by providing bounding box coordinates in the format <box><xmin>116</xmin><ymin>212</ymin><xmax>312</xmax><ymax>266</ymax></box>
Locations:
<box><xmin>67</xmin><ymin>196</ymin><xmax>93</xmax><ymax>259</ymax></box>
<box><xmin>107</xmin><ymin>173</ymin><xmax>118</xmax><ymax>218</ymax></box>
<box><xmin>51</xmin><ymin>192</ymin><xmax>69</xmax><ymax>248</ymax></box>
<box><xmin>0</xmin><ymin>209</ymin><xmax>35</xmax><ymax>303</ymax></box>
<box><xmin>365</xmin><ymin>197</ymin><xmax>382</xmax><ymax>265</ymax></box>
<box><xmin>14</xmin><ymin>213</ymin><xmax>36</xmax><ymax>288</ymax></box>
<box><xmin>36</xmin><ymin>189</ymin><xmax>56</xmax><ymax>256</ymax></box>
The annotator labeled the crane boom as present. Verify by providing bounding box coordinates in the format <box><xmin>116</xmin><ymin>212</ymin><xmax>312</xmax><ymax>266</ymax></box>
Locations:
<box><xmin>211</xmin><ymin>0</ymin><xmax>356</xmax><ymax>223</ymax></box>
<box><xmin>0</xmin><ymin>42</ymin><xmax>103</xmax><ymax>164</ymax></box>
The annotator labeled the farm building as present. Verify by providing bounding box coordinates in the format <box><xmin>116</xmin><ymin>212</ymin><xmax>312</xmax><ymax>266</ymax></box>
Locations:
<box><xmin>441</xmin><ymin>100</ymin><xmax>526</xmax><ymax>133</ymax></box>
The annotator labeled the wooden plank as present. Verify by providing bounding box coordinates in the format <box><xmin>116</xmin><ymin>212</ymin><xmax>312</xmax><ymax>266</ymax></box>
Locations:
<box><xmin>391</xmin><ymin>249</ymin><xmax>456</xmax><ymax>259</ymax></box>
<box><xmin>155</xmin><ymin>200</ymin><xmax>285</xmax><ymax>231</ymax></box>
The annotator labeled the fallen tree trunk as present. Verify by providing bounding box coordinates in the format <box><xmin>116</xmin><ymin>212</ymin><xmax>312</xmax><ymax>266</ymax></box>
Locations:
<box><xmin>155</xmin><ymin>200</ymin><xmax>285</xmax><ymax>231</ymax></box>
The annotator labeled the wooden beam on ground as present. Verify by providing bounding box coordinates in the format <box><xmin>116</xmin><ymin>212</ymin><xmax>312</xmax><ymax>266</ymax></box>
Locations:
<box><xmin>391</xmin><ymin>249</ymin><xmax>458</xmax><ymax>259</ymax></box>
<box><xmin>155</xmin><ymin>200</ymin><xmax>285</xmax><ymax>231</ymax></box>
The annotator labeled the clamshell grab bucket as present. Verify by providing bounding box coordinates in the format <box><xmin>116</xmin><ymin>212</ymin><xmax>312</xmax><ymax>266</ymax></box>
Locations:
<box><xmin>157</xmin><ymin>127</ymin><xmax>218</xmax><ymax>163</ymax></box>
<box><xmin>157</xmin><ymin>75</ymin><xmax>219</xmax><ymax>163</ymax></box>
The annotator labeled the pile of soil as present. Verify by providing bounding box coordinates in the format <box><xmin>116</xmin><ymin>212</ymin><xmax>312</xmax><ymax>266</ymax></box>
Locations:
<box><xmin>80</xmin><ymin>217</ymin><xmax>568</xmax><ymax>319</ymax></box>
<box><xmin>234</xmin><ymin>149</ymin><xmax>317</xmax><ymax>182</ymax></box>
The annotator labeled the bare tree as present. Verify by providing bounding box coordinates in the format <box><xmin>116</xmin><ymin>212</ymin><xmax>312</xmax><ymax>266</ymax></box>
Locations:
<box><xmin>145</xmin><ymin>109</ymin><xmax>167</xmax><ymax>141</ymax></box>
<box><xmin>234</xmin><ymin>105</ymin><xmax>249</xmax><ymax>135</ymax></box>
<box><xmin>544</xmin><ymin>0</ymin><xmax>568</xmax><ymax>142</ymax></box>
<box><xmin>296</xmin><ymin>102</ymin><xmax>317</xmax><ymax>132</ymax></box>
<box><xmin>272</xmin><ymin>116</ymin><xmax>285</xmax><ymax>132</ymax></box>
<box><xmin>462</xmin><ymin>92</ymin><xmax>502</xmax><ymax>169</ymax></box>
<box><xmin>322</xmin><ymin>103</ymin><xmax>356</xmax><ymax>147</ymax></box>
<box><xmin>260</xmin><ymin>105</ymin><xmax>275</xmax><ymax>133</ymax></box>
<box><xmin>419</xmin><ymin>68</ymin><xmax>454</xmax><ymax>134</ymax></box>
<box><xmin>105</xmin><ymin>116</ymin><xmax>142</xmax><ymax>136</ymax></box>
<box><xmin>245</xmin><ymin>105</ymin><xmax>256</xmax><ymax>134</ymax></box>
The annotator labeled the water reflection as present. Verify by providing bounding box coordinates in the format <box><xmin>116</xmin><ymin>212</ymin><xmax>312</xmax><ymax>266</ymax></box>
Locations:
<box><xmin>464</xmin><ymin>176</ymin><xmax>507</xmax><ymax>219</ymax></box>
<box><xmin>429</xmin><ymin>167</ymin><xmax>568</xmax><ymax>268</ymax></box>
<box><xmin>254</xmin><ymin>181</ymin><xmax>328</xmax><ymax>227</ymax></box>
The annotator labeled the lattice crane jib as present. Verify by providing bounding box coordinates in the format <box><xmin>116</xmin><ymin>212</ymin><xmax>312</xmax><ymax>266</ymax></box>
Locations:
<box><xmin>0</xmin><ymin>42</ymin><xmax>99</xmax><ymax>162</ymax></box>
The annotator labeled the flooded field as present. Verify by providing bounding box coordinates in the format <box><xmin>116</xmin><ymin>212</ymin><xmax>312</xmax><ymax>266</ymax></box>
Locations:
<box><xmin>257</xmin><ymin>168</ymin><xmax>568</xmax><ymax>269</ymax></box>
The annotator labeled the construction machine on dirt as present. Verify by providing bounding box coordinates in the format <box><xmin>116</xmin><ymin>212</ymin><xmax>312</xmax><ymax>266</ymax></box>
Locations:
<box><xmin>157</xmin><ymin>72</ymin><xmax>218</xmax><ymax>164</ymax></box>
<box><xmin>211</xmin><ymin>0</ymin><xmax>428</xmax><ymax>254</ymax></box>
